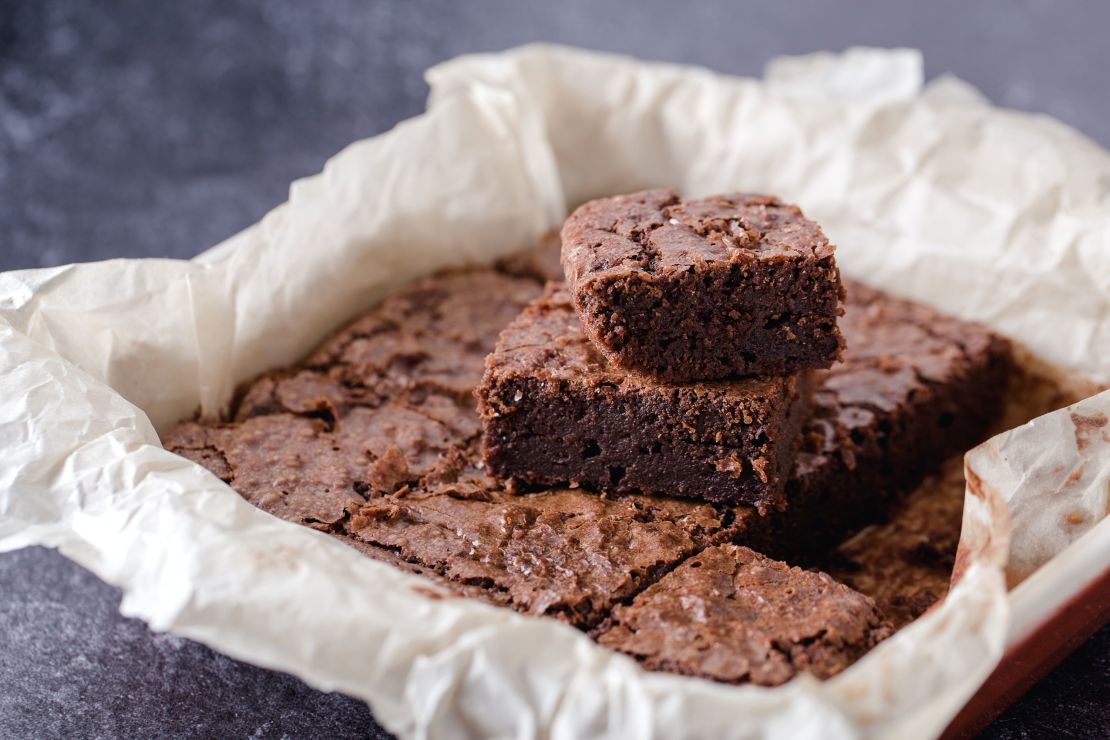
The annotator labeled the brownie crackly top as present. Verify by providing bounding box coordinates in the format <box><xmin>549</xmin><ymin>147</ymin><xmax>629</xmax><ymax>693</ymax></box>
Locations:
<box><xmin>563</xmin><ymin>189</ymin><xmax>835</xmax><ymax>274</ymax></box>
<box><xmin>560</xmin><ymin>189</ymin><xmax>845</xmax><ymax>380</ymax></box>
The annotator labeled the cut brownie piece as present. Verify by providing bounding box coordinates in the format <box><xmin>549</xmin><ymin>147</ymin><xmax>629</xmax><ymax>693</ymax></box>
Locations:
<box><xmin>477</xmin><ymin>284</ymin><xmax>812</xmax><ymax>512</ymax></box>
<box><xmin>817</xmin><ymin>358</ymin><xmax>1099</xmax><ymax>630</ymax></box>
<box><xmin>561</xmin><ymin>189</ymin><xmax>845</xmax><ymax>381</ymax></box>
<box><xmin>749</xmin><ymin>279</ymin><xmax>1015</xmax><ymax>562</ymax></box>
<box><xmin>595</xmin><ymin>544</ymin><xmax>891</xmax><ymax>686</ymax></box>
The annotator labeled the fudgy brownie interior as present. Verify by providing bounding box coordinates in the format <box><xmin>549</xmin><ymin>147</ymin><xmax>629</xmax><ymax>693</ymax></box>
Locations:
<box><xmin>561</xmin><ymin>189</ymin><xmax>845</xmax><ymax>381</ymax></box>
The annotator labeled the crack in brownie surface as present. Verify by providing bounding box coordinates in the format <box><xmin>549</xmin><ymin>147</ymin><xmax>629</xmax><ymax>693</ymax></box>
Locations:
<box><xmin>300</xmin><ymin>271</ymin><xmax>542</xmax><ymax>403</ymax></box>
<box><xmin>340</xmin><ymin>482</ymin><xmax>735</xmax><ymax>627</ymax></box>
<box><xmin>561</xmin><ymin>189</ymin><xmax>845</xmax><ymax>381</ymax></box>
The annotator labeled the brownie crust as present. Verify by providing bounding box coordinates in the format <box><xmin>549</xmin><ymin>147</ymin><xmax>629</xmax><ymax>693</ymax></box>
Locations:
<box><xmin>561</xmin><ymin>189</ymin><xmax>845</xmax><ymax>381</ymax></box>
<box><xmin>595</xmin><ymin>544</ymin><xmax>891</xmax><ymax>686</ymax></box>
<box><xmin>478</xmin><ymin>284</ymin><xmax>812</xmax><ymax>512</ymax></box>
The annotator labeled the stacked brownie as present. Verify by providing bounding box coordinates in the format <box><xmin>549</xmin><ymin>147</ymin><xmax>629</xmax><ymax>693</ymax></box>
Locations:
<box><xmin>479</xmin><ymin>190</ymin><xmax>847</xmax><ymax>514</ymax></box>
<box><xmin>163</xmin><ymin>192</ymin><xmax>1014</xmax><ymax>688</ymax></box>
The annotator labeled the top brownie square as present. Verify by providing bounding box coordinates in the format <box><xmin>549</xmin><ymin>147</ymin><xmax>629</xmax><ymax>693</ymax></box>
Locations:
<box><xmin>561</xmin><ymin>189</ymin><xmax>845</xmax><ymax>381</ymax></box>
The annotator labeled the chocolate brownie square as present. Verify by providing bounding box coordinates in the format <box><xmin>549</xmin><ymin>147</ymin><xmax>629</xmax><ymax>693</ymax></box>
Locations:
<box><xmin>477</xmin><ymin>285</ymin><xmax>812</xmax><ymax>512</ymax></box>
<box><xmin>561</xmin><ymin>189</ymin><xmax>845</xmax><ymax>381</ymax></box>
<box><xmin>594</xmin><ymin>544</ymin><xmax>891</xmax><ymax>686</ymax></box>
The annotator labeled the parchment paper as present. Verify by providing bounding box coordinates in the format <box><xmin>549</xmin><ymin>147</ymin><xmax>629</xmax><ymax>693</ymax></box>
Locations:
<box><xmin>1</xmin><ymin>46</ymin><xmax>1108</xmax><ymax>739</ymax></box>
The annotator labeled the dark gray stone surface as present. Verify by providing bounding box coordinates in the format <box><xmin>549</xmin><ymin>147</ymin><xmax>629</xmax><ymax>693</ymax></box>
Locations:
<box><xmin>1</xmin><ymin>1</ymin><xmax>1107</xmax><ymax>737</ymax></box>
<box><xmin>0</xmin><ymin>547</ymin><xmax>391</xmax><ymax>740</ymax></box>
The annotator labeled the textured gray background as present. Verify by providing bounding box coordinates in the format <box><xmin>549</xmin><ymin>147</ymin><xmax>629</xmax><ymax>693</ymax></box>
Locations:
<box><xmin>1</xmin><ymin>1</ymin><xmax>1107</xmax><ymax>737</ymax></box>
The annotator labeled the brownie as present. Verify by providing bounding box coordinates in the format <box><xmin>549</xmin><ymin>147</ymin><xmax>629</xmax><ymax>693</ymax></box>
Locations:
<box><xmin>561</xmin><ymin>189</ymin><xmax>845</xmax><ymax>381</ymax></box>
<box><xmin>165</xmin><ymin>393</ymin><xmax>473</xmax><ymax>519</ymax></box>
<box><xmin>595</xmin><ymin>544</ymin><xmax>891</xmax><ymax>686</ymax></box>
<box><xmin>751</xmin><ymin>280</ymin><xmax>1015</xmax><ymax>562</ymax></box>
<box><xmin>163</xmin><ymin>244</ymin><xmax>1013</xmax><ymax>664</ymax></box>
<box><xmin>817</xmin><ymin>358</ymin><xmax>1101</xmax><ymax>629</ymax></box>
<box><xmin>478</xmin><ymin>284</ymin><xmax>812</xmax><ymax>512</ymax></box>
<box><xmin>340</xmin><ymin>481</ymin><xmax>744</xmax><ymax>628</ymax></box>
